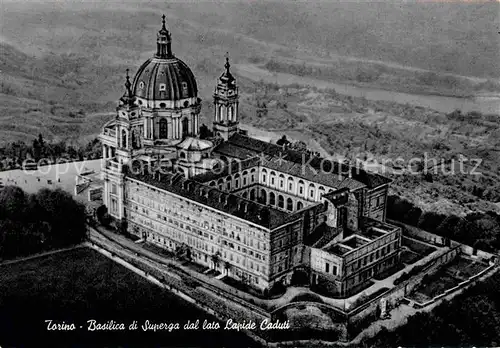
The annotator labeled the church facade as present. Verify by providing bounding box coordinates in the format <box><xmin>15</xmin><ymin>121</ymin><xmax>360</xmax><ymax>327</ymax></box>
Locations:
<box><xmin>99</xmin><ymin>16</ymin><xmax>402</xmax><ymax>296</ymax></box>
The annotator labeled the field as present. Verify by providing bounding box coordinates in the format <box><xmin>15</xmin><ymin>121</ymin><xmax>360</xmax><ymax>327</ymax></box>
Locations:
<box><xmin>0</xmin><ymin>247</ymin><xmax>257</xmax><ymax>347</ymax></box>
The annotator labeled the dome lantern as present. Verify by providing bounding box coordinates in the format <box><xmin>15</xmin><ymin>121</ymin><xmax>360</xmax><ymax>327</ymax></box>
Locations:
<box><xmin>156</xmin><ymin>14</ymin><xmax>173</xmax><ymax>59</ymax></box>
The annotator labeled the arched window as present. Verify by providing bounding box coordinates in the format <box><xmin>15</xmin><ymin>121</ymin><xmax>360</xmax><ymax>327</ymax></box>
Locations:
<box><xmin>319</xmin><ymin>186</ymin><xmax>326</xmax><ymax>199</ymax></box>
<box><xmin>279</xmin><ymin>174</ymin><xmax>285</xmax><ymax>189</ymax></box>
<box><xmin>242</xmin><ymin>171</ymin><xmax>248</xmax><ymax>186</ymax></box>
<box><xmin>288</xmin><ymin>177</ymin><xmax>294</xmax><ymax>192</ymax></box>
<box><xmin>182</xmin><ymin>118</ymin><xmax>189</xmax><ymax>137</ymax></box>
<box><xmin>309</xmin><ymin>183</ymin><xmax>316</xmax><ymax>199</ymax></box>
<box><xmin>297</xmin><ymin>201</ymin><xmax>304</xmax><ymax>210</ymax></box>
<box><xmin>270</xmin><ymin>171</ymin><xmax>276</xmax><ymax>186</ymax></box>
<box><xmin>269</xmin><ymin>192</ymin><xmax>276</xmax><ymax>206</ymax></box>
<box><xmin>278</xmin><ymin>195</ymin><xmax>284</xmax><ymax>208</ymax></box>
<box><xmin>159</xmin><ymin>118</ymin><xmax>168</xmax><ymax>138</ymax></box>
<box><xmin>250</xmin><ymin>189</ymin><xmax>256</xmax><ymax>201</ymax></box>
<box><xmin>242</xmin><ymin>191</ymin><xmax>248</xmax><ymax>198</ymax></box>
<box><xmin>260</xmin><ymin>189</ymin><xmax>267</xmax><ymax>204</ymax></box>
<box><xmin>121</xmin><ymin>129</ymin><xmax>127</xmax><ymax>149</ymax></box>
<box><xmin>286</xmin><ymin>198</ymin><xmax>293</xmax><ymax>211</ymax></box>
<box><xmin>298</xmin><ymin>180</ymin><xmax>305</xmax><ymax>195</ymax></box>
<box><xmin>179</xmin><ymin>152</ymin><xmax>186</xmax><ymax>159</ymax></box>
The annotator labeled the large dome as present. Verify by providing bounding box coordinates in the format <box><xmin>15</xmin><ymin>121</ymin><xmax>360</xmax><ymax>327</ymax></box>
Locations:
<box><xmin>130</xmin><ymin>15</ymin><xmax>198</xmax><ymax>102</ymax></box>
<box><xmin>131</xmin><ymin>57</ymin><xmax>198</xmax><ymax>101</ymax></box>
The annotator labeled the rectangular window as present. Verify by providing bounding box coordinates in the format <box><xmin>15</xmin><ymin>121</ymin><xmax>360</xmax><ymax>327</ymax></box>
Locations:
<box><xmin>325</xmin><ymin>262</ymin><xmax>330</xmax><ymax>273</ymax></box>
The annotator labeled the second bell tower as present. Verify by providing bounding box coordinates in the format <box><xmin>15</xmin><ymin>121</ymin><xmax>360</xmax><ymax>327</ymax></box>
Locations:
<box><xmin>213</xmin><ymin>54</ymin><xmax>239</xmax><ymax>141</ymax></box>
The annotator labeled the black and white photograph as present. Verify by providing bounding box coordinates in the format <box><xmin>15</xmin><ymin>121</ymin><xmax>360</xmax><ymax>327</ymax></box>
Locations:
<box><xmin>0</xmin><ymin>0</ymin><xmax>499</xmax><ymax>347</ymax></box>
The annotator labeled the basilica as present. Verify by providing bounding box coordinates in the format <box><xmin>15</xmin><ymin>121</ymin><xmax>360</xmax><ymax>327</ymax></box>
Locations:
<box><xmin>99</xmin><ymin>16</ymin><xmax>402</xmax><ymax>296</ymax></box>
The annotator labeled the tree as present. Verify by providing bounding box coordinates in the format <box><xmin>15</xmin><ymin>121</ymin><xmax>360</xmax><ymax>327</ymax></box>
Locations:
<box><xmin>199</xmin><ymin>124</ymin><xmax>212</xmax><ymax>139</ymax></box>
<box><xmin>276</xmin><ymin>135</ymin><xmax>291</xmax><ymax>147</ymax></box>
<box><xmin>403</xmin><ymin>207</ymin><xmax>422</xmax><ymax>226</ymax></box>
<box><xmin>211</xmin><ymin>253</ymin><xmax>220</xmax><ymax>269</ymax></box>
<box><xmin>96</xmin><ymin>205</ymin><xmax>108</xmax><ymax>223</ymax></box>
<box><xmin>418</xmin><ymin>211</ymin><xmax>446</xmax><ymax>233</ymax></box>
<box><xmin>0</xmin><ymin>185</ymin><xmax>28</xmax><ymax>220</ymax></box>
<box><xmin>0</xmin><ymin>187</ymin><xmax>86</xmax><ymax>260</ymax></box>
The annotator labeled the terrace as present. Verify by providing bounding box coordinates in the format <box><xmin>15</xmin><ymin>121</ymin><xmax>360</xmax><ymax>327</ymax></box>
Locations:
<box><xmin>340</xmin><ymin>235</ymin><xmax>370</xmax><ymax>249</ymax></box>
<box><xmin>321</xmin><ymin>218</ymin><xmax>400</xmax><ymax>259</ymax></box>
<box><xmin>362</xmin><ymin>227</ymin><xmax>389</xmax><ymax>240</ymax></box>
<box><xmin>325</xmin><ymin>244</ymin><xmax>353</xmax><ymax>257</ymax></box>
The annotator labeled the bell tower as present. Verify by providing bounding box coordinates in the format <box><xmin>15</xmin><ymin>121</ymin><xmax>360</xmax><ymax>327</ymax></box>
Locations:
<box><xmin>115</xmin><ymin>69</ymin><xmax>140</xmax><ymax>165</ymax></box>
<box><xmin>213</xmin><ymin>53</ymin><xmax>239</xmax><ymax>141</ymax></box>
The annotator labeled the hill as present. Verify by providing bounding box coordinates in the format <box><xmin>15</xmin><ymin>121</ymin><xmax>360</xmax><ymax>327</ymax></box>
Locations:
<box><xmin>0</xmin><ymin>0</ymin><xmax>498</xmax><ymax>145</ymax></box>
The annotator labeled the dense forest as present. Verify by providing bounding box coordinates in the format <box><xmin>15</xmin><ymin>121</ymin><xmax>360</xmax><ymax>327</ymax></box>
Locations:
<box><xmin>0</xmin><ymin>186</ymin><xmax>87</xmax><ymax>260</ymax></box>
<box><xmin>388</xmin><ymin>195</ymin><xmax>500</xmax><ymax>252</ymax></box>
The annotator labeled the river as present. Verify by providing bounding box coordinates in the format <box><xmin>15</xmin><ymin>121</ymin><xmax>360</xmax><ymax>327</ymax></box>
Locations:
<box><xmin>235</xmin><ymin>64</ymin><xmax>500</xmax><ymax>115</ymax></box>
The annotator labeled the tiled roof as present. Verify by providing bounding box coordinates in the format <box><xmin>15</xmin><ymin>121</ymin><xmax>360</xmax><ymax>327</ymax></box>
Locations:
<box><xmin>216</xmin><ymin>133</ymin><xmax>391</xmax><ymax>189</ymax></box>
<box><xmin>125</xmin><ymin>167</ymin><xmax>298</xmax><ymax>230</ymax></box>
<box><xmin>191</xmin><ymin>156</ymin><xmax>260</xmax><ymax>183</ymax></box>
<box><xmin>261</xmin><ymin>157</ymin><xmax>365</xmax><ymax>191</ymax></box>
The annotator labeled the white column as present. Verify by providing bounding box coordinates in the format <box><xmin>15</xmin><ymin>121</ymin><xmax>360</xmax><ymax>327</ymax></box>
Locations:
<box><xmin>102</xmin><ymin>145</ymin><xmax>107</xmax><ymax>159</ymax></box>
